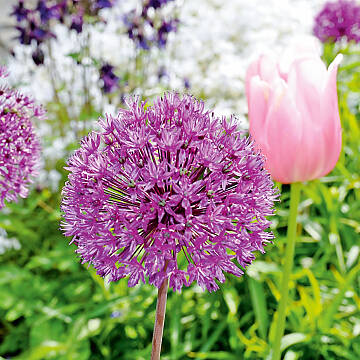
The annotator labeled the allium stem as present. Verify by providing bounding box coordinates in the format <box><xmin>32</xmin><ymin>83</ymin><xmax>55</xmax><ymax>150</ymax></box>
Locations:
<box><xmin>272</xmin><ymin>182</ymin><xmax>301</xmax><ymax>360</ymax></box>
<box><xmin>151</xmin><ymin>275</ymin><xmax>169</xmax><ymax>360</ymax></box>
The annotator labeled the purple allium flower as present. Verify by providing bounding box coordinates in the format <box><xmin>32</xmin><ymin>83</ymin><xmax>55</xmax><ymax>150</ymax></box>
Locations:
<box><xmin>99</xmin><ymin>63</ymin><xmax>119</xmax><ymax>93</ymax></box>
<box><xmin>61</xmin><ymin>94</ymin><xmax>277</xmax><ymax>292</ymax></box>
<box><xmin>313</xmin><ymin>0</ymin><xmax>360</xmax><ymax>43</ymax></box>
<box><xmin>0</xmin><ymin>68</ymin><xmax>43</xmax><ymax>208</ymax></box>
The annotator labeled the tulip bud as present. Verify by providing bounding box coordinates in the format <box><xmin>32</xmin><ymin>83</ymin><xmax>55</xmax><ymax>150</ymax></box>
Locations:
<box><xmin>246</xmin><ymin>42</ymin><xmax>342</xmax><ymax>184</ymax></box>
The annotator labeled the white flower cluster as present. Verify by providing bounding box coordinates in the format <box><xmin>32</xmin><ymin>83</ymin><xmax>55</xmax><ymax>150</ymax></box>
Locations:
<box><xmin>0</xmin><ymin>228</ymin><xmax>21</xmax><ymax>255</ymax></box>
<box><xmin>166</xmin><ymin>0</ymin><xmax>327</xmax><ymax>118</ymax></box>
<box><xmin>6</xmin><ymin>0</ymin><xmax>327</xmax><ymax>117</ymax></box>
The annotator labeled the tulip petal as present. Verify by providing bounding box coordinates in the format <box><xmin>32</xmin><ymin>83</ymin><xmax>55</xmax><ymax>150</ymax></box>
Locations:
<box><xmin>259</xmin><ymin>55</ymin><xmax>278</xmax><ymax>84</ymax></box>
<box><xmin>248</xmin><ymin>76</ymin><xmax>271</xmax><ymax>149</ymax></box>
<box><xmin>318</xmin><ymin>54</ymin><xmax>342</xmax><ymax>177</ymax></box>
<box><xmin>295</xmin><ymin>119</ymin><xmax>326</xmax><ymax>181</ymax></box>
<box><xmin>262</xmin><ymin>79</ymin><xmax>303</xmax><ymax>183</ymax></box>
<box><xmin>246</xmin><ymin>55</ymin><xmax>279</xmax><ymax>96</ymax></box>
<box><xmin>287</xmin><ymin>57</ymin><xmax>327</xmax><ymax>124</ymax></box>
<box><xmin>278</xmin><ymin>35</ymin><xmax>321</xmax><ymax>77</ymax></box>
<box><xmin>245</xmin><ymin>48</ymin><xmax>342</xmax><ymax>184</ymax></box>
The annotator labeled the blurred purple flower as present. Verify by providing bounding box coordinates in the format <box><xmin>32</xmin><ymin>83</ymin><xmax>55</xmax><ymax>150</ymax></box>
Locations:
<box><xmin>144</xmin><ymin>0</ymin><xmax>175</xmax><ymax>11</ymax></box>
<box><xmin>55</xmin><ymin>0</ymin><xmax>68</xmax><ymax>23</ymax></box>
<box><xmin>110</xmin><ymin>310</ymin><xmax>122</xmax><ymax>318</ymax></box>
<box><xmin>0</xmin><ymin>68</ymin><xmax>44</xmax><ymax>208</ymax></box>
<box><xmin>32</xmin><ymin>47</ymin><xmax>45</xmax><ymax>65</ymax></box>
<box><xmin>11</xmin><ymin>0</ymin><xmax>31</xmax><ymax>22</ymax></box>
<box><xmin>156</xmin><ymin>18</ymin><xmax>178</xmax><ymax>47</ymax></box>
<box><xmin>15</xmin><ymin>17</ymin><xmax>55</xmax><ymax>46</ymax></box>
<box><xmin>15</xmin><ymin>26</ymin><xmax>32</xmax><ymax>45</ymax></box>
<box><xmin>36</xmin><ymin>0</ymin><xmax>61</xmax><ymax>23</ymax></box>
<box><xmin>100</xmin><ymin>63</ymin><xmax>119</xmax><ymax>93</ymax></box>
<box><xmin>157</xmin><ymin>65</ymin><xmax>169</xmax><ymax>81</ymax></box>
<box><xmin>30</xmin><ymin>19</ymin><xmax>54</xmax><ymax>43</ymax></box>
<box><xmin>61</xmin><ymin>93</ymin><xmax>278</xmax><ymax>292</ymax></box>
<box><xmin>94</xmin><ymin>0</ymin><xmax>116</xmax><ymax>10</ymax></box>
<box><xmin>123</xmin><ymin>11</ymin><xmax>150</xmax><ymax>50</ymax></box>
<box><xmin>124</xmin><ymin>4</ymin><xmax>178</xmax><ymax>50</ymax></box>
<box><xmin>70</xmin><ymin>12</ymin><xmax>84</xmax><ymax>33</ymax></box>
<box><xmin>313</xmin><ymin>0</ymin><xmax>360</xmax><ymax>43</ymax></box>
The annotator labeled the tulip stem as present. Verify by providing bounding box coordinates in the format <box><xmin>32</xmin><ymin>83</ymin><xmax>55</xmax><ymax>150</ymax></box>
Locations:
<box><xmin>151</xmin><ymin>276</ymin><xmax>169</xmax><ymax>360</ymax></box>
<box><xmin>272</xmin><ymin>182</ymin><xmax>301</xmax><ymax>360</ymax></box>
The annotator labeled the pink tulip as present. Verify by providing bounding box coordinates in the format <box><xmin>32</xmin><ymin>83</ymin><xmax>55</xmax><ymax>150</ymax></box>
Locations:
<box><xmin>246</xmin><ymin>47</ymin><xmax>342</xmax><ymax>184</ymax></box>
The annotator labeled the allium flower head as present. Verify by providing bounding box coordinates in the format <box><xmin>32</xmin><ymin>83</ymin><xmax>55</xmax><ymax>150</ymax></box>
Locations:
<box><xmin>61</xmin><ymin>93</ymin><xmax>277</xmax><ymax>292</ymax></box>
<box><xmin>313</xmin><ymin>0</ymin><xmax>360</xmax><ymax>43</ymax></box>
<box><xmin>0</xmin><ymin>68</ymin><xmax>43</xmax><ymax>208</ymax></box>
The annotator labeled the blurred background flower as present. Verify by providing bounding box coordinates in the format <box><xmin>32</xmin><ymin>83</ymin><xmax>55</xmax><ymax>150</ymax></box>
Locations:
<box><xmin>313</xmin><ymin>0</ymin><xmax>360</xmax><ymax>44</ymax></box>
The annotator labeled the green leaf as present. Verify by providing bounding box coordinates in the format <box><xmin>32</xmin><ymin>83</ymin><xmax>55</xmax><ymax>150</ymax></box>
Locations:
<box><xmin>248</xmin><ymin>277</ymin><xmax>269</xmax><ymax>339</ymax></box>
<box><xmin>280</xmin><ymin>333</ymin><xmax>308</xmax><ymax>351</ymax></box>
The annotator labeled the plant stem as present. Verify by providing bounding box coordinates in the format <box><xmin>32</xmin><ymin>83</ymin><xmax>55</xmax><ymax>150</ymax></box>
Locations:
<box><xmin>272</xmin><ymin>182</ymin><xmax>301</xmax><ymax>360</ymax></box>
<box><xmin>330</xmin><ymin>216</ymin><xmax>345</xmax><ymax>274</ymax></box>
<box><xmin>151</xmin><ymin>276</ymin><xmax>169</xmax><ymax>360</ymax></box>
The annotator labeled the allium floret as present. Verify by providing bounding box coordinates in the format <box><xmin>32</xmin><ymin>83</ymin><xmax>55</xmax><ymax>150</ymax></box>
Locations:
<box><xmin>61</xmin><ymin>93</ymin><xmax>278</xmax><ymax>292</ymax></box>
<box><xmin>0</xmin><ymin>68</ymin><xmax>43</xmax><ymax>208</ymax></box>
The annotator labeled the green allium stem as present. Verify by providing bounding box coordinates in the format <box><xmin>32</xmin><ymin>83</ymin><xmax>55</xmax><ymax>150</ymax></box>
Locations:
<box><xmin>272</xmin><ymin>182</ymin><xmax>301</xmax><ymax>360</ymax></box>
<box><xmin>151</xmin><ymin>276</ymin><xmax>169</xmax><ymax>360</ymax></box>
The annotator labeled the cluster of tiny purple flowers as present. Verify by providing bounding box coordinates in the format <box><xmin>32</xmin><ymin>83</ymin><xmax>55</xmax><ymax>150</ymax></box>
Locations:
<box><xmin>61</xmin><ymin>93</ymin><xmax>277</xmax><ymax>292</ymax></box>
<box><xmin>313</xmin><ymin>0</ymin><xmax>360</xmax><ymax>43</ymax></box>
<box><xmin>124</xmin><ymin>0</ymin><xmax>179</xmax><ymax>50</ymax></box>
<box><xmin>0</xmin><ymin>67</ymin><xmax>43</xmax><ymax>208</ymax></box>
<box><xmin>11</xmin><ymin>0</ymin><xmax>117</xmax><ymax>66</ymax></box>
